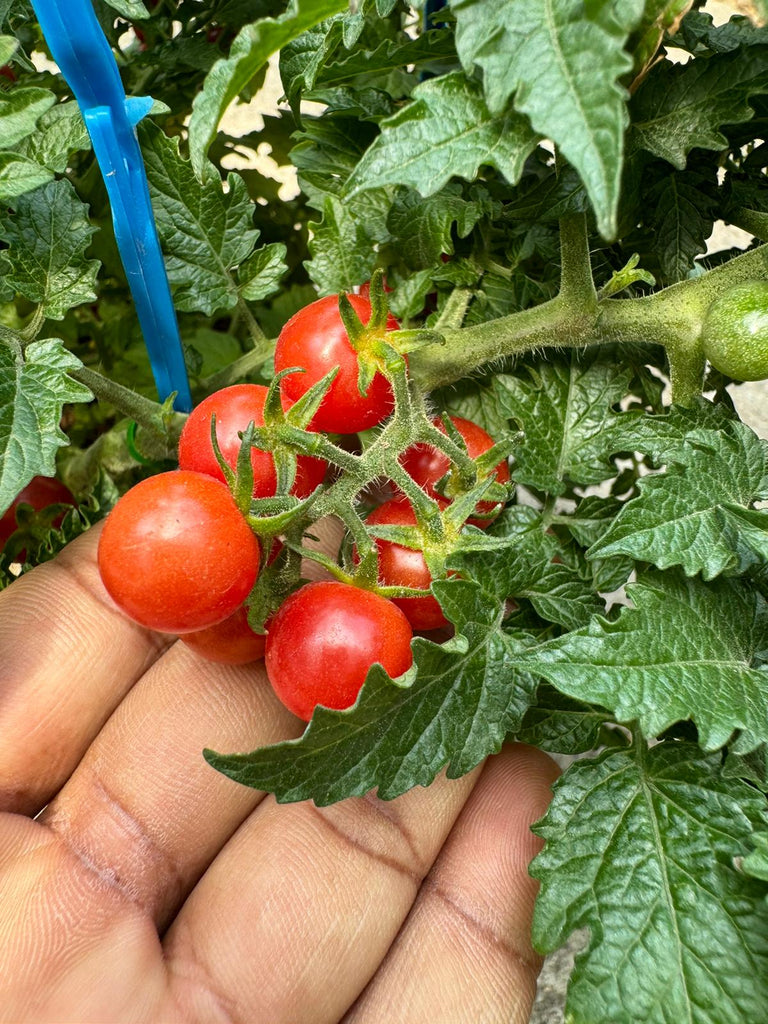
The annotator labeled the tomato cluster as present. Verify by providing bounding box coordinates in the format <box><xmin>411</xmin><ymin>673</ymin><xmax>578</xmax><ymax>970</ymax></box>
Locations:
<box><xmin>95</xmin><ymin>290</ymin><xmax>510</xmax><ymax>722</ymax></box>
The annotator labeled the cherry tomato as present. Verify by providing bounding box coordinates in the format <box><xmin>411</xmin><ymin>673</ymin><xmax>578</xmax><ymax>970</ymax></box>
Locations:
<box><xmin>400</xmin><ymin>415</ymin><xmax>510</xmax><ymax>528</ymax></box>
<box><xmin>98</xmin><ymin>470</ymin><xmax>260</xmax><ymax>634</ymax></box>
<box><xmin>265</xmin><ymin>580</ymin><xmax>413</xmax><ymax>721</ymax></box>
<box><xmin>275</xmin><ymin>293</ymin><xmax>400</xmax><ymax>434</ymax></box>
<box><xmin>180</xmin><ymin>603</ymin><xmax>266</xmax><ymax>664</ymax></box>
<box><xmin>178</xmin><ymin>384</ymin><xmax>327</xmax><ymax>499</ymax></box>
<box><xmin>364</xmin><ymin>497</ymin><xmax>447</xmax><ymax>631</ymax></box>
<box><xmin>701</xmin><ymin>281</ymin><xmax>768</xmax><ymax>381</ymax></box>
<box><xmin>0</xmin><ymin>476</ymin><xmax>76</xmax><ymax>552</ymax></box>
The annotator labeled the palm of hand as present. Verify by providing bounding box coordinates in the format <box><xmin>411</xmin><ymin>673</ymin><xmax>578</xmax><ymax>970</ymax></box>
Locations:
<box><xmin>0</xmin><ymin>527</ymin><xmax>556</xmax><ymax>1023</ymax></box>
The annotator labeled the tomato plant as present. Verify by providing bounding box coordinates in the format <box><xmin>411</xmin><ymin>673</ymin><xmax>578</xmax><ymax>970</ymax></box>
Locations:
<box><xmin>178</xmin><ymin>383</ymin><xmax>327</xmax><ymax>497</ymax></box>
<box><xmin>98</xmin><ymin>471</ymin><xmax>260</xmax><ymax>634</ymax></box>
<box><xmin>264</xmin><ymin>580</ymin><xmax>413</xmax><ymax>721</ymax></box>
<box><xmin>3</xmin><ymin>3</ymin><xmax>768</xmax><ymax>1021</ymax></box>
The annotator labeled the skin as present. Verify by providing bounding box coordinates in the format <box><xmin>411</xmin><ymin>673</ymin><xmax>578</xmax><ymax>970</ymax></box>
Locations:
<box><xmin>0</xmin><ymin>523</ymin><xmax>558</xmax><ymax>1024</ymax></box>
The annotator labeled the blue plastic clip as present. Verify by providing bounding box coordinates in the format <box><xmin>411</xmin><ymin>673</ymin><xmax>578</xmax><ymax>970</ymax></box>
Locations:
<box><xmin>30</xmin><ymin>0</ymin><xmax>192</xmax><ymax>412</ymax></box>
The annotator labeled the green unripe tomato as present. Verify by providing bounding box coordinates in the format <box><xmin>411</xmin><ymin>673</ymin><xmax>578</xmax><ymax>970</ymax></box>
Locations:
<box><xmin>700</xmin><ymin>281</ymin><xmax>768</xmax><ymax>381</ymax></box>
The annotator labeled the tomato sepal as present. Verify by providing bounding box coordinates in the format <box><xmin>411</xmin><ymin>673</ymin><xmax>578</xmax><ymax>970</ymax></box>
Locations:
<box><xmin>282</xmin><ymin>366</ymin><xmax>339</xmax><ymax>428</ymax></box>
<box><xmin>245</xmin><ymin>488</ymin><xmax>320</xmax><ymax>535</ymax></box>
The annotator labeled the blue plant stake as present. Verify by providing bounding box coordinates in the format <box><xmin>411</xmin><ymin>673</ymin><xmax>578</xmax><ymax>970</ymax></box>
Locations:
<box><xmin>30</xmin><ymin>0</ymin><xmax>192</xmax><ymax>412</ymax></box>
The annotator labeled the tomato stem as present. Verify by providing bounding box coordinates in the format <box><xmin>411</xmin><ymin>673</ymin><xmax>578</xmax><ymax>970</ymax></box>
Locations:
<box><xmin>729</xmin><ymin>208</ymin><xmax>768</xmax><ymax>242</ymax></box>
<box><xmin>558</xmin><ymin>214</ymin><xmax>597</xmax><ymax>312</ymax></box>
<box><xmin>71</xmin><ymin>365</ymin><xmax>185</xmax><ymax>451</ymax></box>
<box><xmin>410</xmin><ymin>241</ymin><xmax>768</xmax><ymax>402</ymax></box>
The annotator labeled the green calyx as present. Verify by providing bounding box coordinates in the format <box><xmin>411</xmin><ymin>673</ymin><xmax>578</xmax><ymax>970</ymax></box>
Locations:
<box><xmin>338</xmin><ymin>271</ymin><xmax>444</xmax><ymax>400</ymax></box>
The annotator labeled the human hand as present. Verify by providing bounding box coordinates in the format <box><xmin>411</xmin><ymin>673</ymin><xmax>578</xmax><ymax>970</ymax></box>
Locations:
<box><xmin>0</xmin><ymin>525</ymin><xmax>558</xmax><ymax>1023</ymax></box>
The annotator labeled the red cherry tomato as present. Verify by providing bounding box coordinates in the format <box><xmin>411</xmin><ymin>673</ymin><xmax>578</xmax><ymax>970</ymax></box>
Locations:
<box><xmin>98</xmin><ymin>471</ymin><xmax>260</xmax><ymax>634</ymax></box>
<box><xmin>275</xmin><ymin>293</ymin><xmax>400</xmax><ymax>434</ymax></box>
<box><xmin>0</xmin><ymin>476</ymin><xmax>76</xmax><ymax>552</ymax></box>
<box><xmin>180</xmin><ymin>603</ymin><xmax>266</xmax><ymax>664</ymax></box>
<box><xmin>265</xmin><ymin>580</ymin><xmax>413</xmax><ymax>721</ymax></box>
<box><xmin>178</xmin><ymin>384</ymin><xmax>327</xmax><ymax>499</ymax></box>
<box><xmin>400</xmin><ymin>415</ymin><xmax>510</xmax><ymax>528</ymax></box>
<box><xmin>364</xmin><ymin>497</ymin><xmax>447</xmax><ymax>631</ymax></box>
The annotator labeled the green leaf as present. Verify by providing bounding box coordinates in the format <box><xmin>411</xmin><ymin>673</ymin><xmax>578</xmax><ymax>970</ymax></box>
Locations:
<box><xmin>516</xmin><ymin>684</ymin><xmax>613</xmax><ymax>755</ymax></box>
<box><xmin>531</xmin><ymin>743</ymin><xmax>768</xmax><ymax>1024</ymax></box>
<box><xmin>183</xmin><ymin>327</ymin><xmax>241</xmax><ymax>380</ymax></box>
<box><xmin>724</xmin><ymin>744</ymin><xmax>768</xmax><ymax>792</ymax></box>
<box><xmin>314</xmin><ymin>27</ymin><xmax>457</xmax><ymax>91</ymax></box>
<box><xmin>0</xmin><ymin>153</ymin><xmax>53</xmax><ymax>202</ymax></box>
<box><xmin>589</xmin><ymin>420</ymin><xmax>768</xmax><ymax>579</ymax></box>
<box><xmin>238</xmin><ymin>242</ymin><xmax>288</xmax><ymax>301</ymax></box>
<box><xmin>0</xmin><ymin>1</ymin><xmax>30</xmax><ymax>30</ymax></box>
<box><xmin>552</xmin><ymin>494</ymin><xmax>635</xmax><ymax>593</ymax></box>
<box><xmin>101</xmin><ymin>0</ymin><xmax>149</xmax><ymax>16</ymax></box>
<box><xmin>646</xmin><ymin>170</ymin><xmax>717</xmax><ymax>284</ymax></box>
<box><xmin>626</xmin><ymin>0</ymin><xmax>695</xmax><ymax>72</ymax></box>
<box><xmin>204</xmin><ymin>579</ymin><xmax>538</xmax><ymax>804</ymax></box>
<box><xmin>307</xmin><ymin>85</ymin><xmax>396</xmax><ymax>122</ymax></box>
<box><xmin>15</xmin><ymin>102</ymin><xmax>91</xmax><ymax>174</ymax></box>
<box><xmin>518</xmin><ymin>571</ymin><xmax>768</xmax><ymax>751</ymax></box>
<box><xmin>0</xmin><ymin>87</ymin><xmax>55</xmax><ymax>149</ymax></box>
<box><xmin>139</xmin><ymin>122</ymin><xmax>260</xmax><ymax>316</ymax></box>
<box><xmin>503</xmin><ymin>164</ymin><xmax>589</xmax><ymax>223</ymax></box>
<box><xmin>606</xmin><ymin>398</ymin><xmax>736</xmax><ymax>464</ymax></box>
<box><xmin>293</xmin><ymin>114</ymin><xmax>379</xmax><ymax>183</ymax></box>
<box><xmin>346</xmin><ymin>71</ymin><xmax>537</xmax><ymax>200</ymax></box>
<box><xmin>0</xmin><ymin>338</ymin><xmax>92</xmax><ymax>515</ymax></box>
<box><xmin>455</xmin><ymin>506</ymin><xmax>604</xmax><ymax>630</ymax></box>
<box><xmin>631</xmin><ymin>47</ymin><xmax>768</xmax><ymax>167</ymax></box>
<box><xmin>742</xmin><ymin>833</ymin><xmax>768</xmax><ymax>885</ymax></box>
<box><xmin>279</xmin><ymin>15</ymin><xmax>349</xmax><ymax>113</ymax></box>
<box><xmin>674</xmin><ymin>11</ymin><xmax>768</xmax><ymax>54</ymax></box>
<box><xmin>556</xmin><ymin>494</ymin><xmax>624</xmax><ymax>549</ymax></box>
<box><xmin>0</xmin><ymin>180</ymin><xmax>100</xmax><ymax>320</ymax></box>
<box><xmin>452</xmin><ymin>0</ymin><xmax>641</xmax><ymax>238</ymax></box>
<box><xmin>188</xmin><ymin>0</ymin><xmax>349</xmax><ymax>175</ymax></box>
<box><xmin>0</xmin><ymin>32</ymin><xmax>16</xmax><ymax>65</ymax></box>
<box><xmin>386</xmin><ymin>184</ymin><xmax>490</xmax><ymax>270</ymax></box>
<box><xmin>494</xmin><ymin>353</ymin><xmax>632</xmax><ymax>496</ymax></box>
<box><xmin>305</xmin><ymin>194</ymin><xmax>377</xmax><ymax>294</ymax></box>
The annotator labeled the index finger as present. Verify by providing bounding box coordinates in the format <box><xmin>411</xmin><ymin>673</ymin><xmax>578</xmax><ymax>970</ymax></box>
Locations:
<box><xmin>0</xmin><ymin>525</ymin><xmax>171</xmax><ymax>816</ymax></box>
